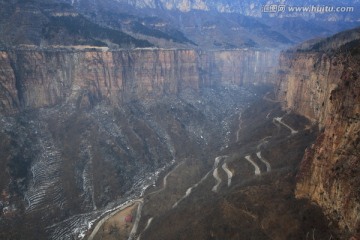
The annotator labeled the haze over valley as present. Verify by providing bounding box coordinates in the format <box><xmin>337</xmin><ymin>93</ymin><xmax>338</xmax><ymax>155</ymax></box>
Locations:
<box><xmin>0</xmin><ymin>0</ymin><xmax>359</xmax><ymax>239</ymax></box>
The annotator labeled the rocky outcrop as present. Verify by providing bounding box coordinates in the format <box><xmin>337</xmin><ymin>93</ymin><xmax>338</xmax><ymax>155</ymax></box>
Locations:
<box><xmin>0</xmin><ymin>48</ymin><xmax>279</xmax><ymax>113</ymax></box>
<box><xmin>277</xmin><ymin>36</ymin><xmax>360</xmax><ymax>236</ymax></box>
<box><xmin>276</xmin><ymin>51</ymin><xmax>343</xmax><ymax>126</ymax></box>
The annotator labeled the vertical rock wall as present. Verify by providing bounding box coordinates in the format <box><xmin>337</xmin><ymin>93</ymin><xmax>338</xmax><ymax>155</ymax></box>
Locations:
<box><xmin>277</xmin><ymin>47</ymin><xmax>360</xmax><ymax>235</ymax></box>
<box><xmin>0</xmin><ymin>48</ymin><xmax>279</xmax><ymax>113</ymax></box>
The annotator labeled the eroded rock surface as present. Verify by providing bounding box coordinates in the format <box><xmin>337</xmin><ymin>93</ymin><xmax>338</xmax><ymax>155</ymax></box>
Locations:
<box><xmin>277</xmin><ymin>29</ymin><xmax>360</xmax><ymax>236</ymax></box>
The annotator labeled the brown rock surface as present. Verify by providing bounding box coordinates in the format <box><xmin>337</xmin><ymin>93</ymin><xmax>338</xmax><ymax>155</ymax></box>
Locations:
<box><xmin>0</xmin><ymin>51</ymin><xmax>19</xmax><ymax>112</ymax></box>
<box><xmin>277</xmin><ymin>36</ymin><xmax>360</xmax><ymax>235</ymax></box>
<box><xmin>0</xmin><ymin>48</ymin><xmax>279</xmax><ymax>113</ymax></box>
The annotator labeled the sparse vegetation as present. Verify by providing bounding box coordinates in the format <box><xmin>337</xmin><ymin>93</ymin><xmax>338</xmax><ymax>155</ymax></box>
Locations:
<box><xmin>137</xmin><ymin>98</ymin><xmax>333</xmax><ymax>240</ymax></box>
<box><xmin>131</xmin><ymin>22</ymin><xmax>194</xmax><ymax>44</ymax></box>
<box><xmin>42</xmin><ymin>16</ymin><xmax>152</xmax><ymax>48</ymax></box>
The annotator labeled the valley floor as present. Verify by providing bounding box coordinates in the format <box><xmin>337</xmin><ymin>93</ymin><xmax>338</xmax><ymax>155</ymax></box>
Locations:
<box><xmin>87</xmin><ymin>94</ymin><xmax>337</xmax><ymax>240</ymax></box>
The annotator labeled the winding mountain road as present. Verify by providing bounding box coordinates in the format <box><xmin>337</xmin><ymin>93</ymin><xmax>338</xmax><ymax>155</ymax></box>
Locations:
<box><xmin>256</xmin><ymin>152</ymin><xmax>271</xmax><ymax>172</ymax></box>
<box><xmin>148</xmin><ymin>162</ymin><xmax>184</xmax><ymax>196</ymax></box>
<box><xmin>212</xmin><ymin>168</ymin><xmax>222</xmax><ymax>192</ymax></box>
<box><xmin>128</xmin><ymin>200</ymin><xmax>144</xmax><ymax>240</ymax></box>
<box><xmin>222</xmin><ymin>163</ymin><xmax>233</xmax><ymax>187</ymax></box>
<box><xmin>134</xmin><ymin>162</ymin><xmax>186</xmax><ymax>239</ymax></box>
<box><xmin>136</xmin><ymin>217</ymin><xmax>153</xmax><ymax>240</ymax></box>
<box><xmin>88</xmin><ymin>199</ymin><xmax>143</xmax><ymax>240</ymax></box>
<box><xmin>273</xmin><ymin>117</ymin><xmax>298</xmax><ymax>134</ymax></box>
<box><xmin>89</xmin><ymin>162</ymin><xmax>184</xmax><ymax>240</ymax></box>
<box><xmin>172</xmin><ymin>170</ymin><xmax>212</xmax><ymax>208</ymax></box>
<box><xmin>144</xmin><ymin>217</ymin><xmax>153</xmax><ymax>231</ymax></box>
<box><xmin>245</xmin><ymin>155</ymin><xmax>261</xmax><ymax>175</ymax></box>
<box><xmin>174</xmin><ymin>156</ymin><xmax>229</xmax><ymax>207</ymax></box>
<box><xmin>256</xmin><ymin>136</ymin><xmax>272</xmax><ymax>150</ymax></box>
<box><xmin>88</xmin><ymin>107</ymin><xmax>303</xmax><ymax>240</ymax></box>
<box><xmin>211</xmin><ymin>155</ymin><xmax>230</xmax><ymax>192</ymax></box>
<box><xmin>263</xmin><ymin>92</ymin><xmax>283</xmax><ymax>103</ymax></box>
<box><xmin>236</xmin><ymin>113</ymin><xmax>243</xmax><ymax>142</ymax></box>
<box><xmin>214</xmin><ymin>156</ymin><xmax>223</xmax><ymax>168</ymax></box>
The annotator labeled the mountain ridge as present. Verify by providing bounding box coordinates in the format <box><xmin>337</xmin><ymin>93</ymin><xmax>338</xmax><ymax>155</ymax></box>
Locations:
<box><xmin>70</xmin><ymin>0</ymin><xmax>360</xmax><ymax>20</ymax></box>
<box><xmin>0</xmin><ymin>1</ymin><xmax>359</xmax><ymax>239</ymax></box>
<box><xmin>2</xmin><ymin>0</ymin><xmax>358</xmax><ymax>50</ymax></box>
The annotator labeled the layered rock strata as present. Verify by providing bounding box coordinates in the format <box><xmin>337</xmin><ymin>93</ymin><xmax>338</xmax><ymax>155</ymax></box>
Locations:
<box><xmin>0</xmin><ymin>48</ymin><xmax>279</xmax><ymax>113</ymax></box>
<box><xmin>277</xmin><ymin>39</ymin><xmax>360</xmax><ymax>236</ymax></box>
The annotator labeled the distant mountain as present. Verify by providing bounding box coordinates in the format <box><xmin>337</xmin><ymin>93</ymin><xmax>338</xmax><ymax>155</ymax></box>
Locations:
<box><xmin>68</xmin><ymin>0</ymin><xmax>360</xmax><ymax>21</ymax></box>
<box><xmin>290</xmin><ymin>26</ymin><xmax>360</xmax><ymax>52</ymax></box>
<box><xmin>60</xmin><ymin>0</ymin><xmax>360</xmax><ymax>49</ymax></box>
<box><xmin>0</xmin><ymin>0</ymin><xmax>152</xmax><ymax>49</ymax></box>
<box><xmin>1</xmin><ymin>0</ymin><xmax>359</xmax><ymax>49</ymax></box>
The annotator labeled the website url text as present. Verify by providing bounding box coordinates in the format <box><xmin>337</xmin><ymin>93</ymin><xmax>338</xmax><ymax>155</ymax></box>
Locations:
<box><xmin>262</xmin><ymin>5</ymin><xmax>354</xmax><ymax>13</ymax></box>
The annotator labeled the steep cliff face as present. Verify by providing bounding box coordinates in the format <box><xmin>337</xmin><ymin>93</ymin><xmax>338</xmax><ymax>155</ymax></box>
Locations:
<box><xmin>200</xmin><ymin>50</ymin><xmax>278</xmax><ymax>86</ymax></box>
<box><xmin>277</xmin><ymin>35</ymin><xmax>360</xmax><ymax>236</ymax></box>
<box><xmin>276</xmin><ymin>51</ymin><xmax>344</xmax><ymax>125</ymax></box>
<box><xmin>0</xmin><ymin>48</ymin><xmax>279</xmax><ymax>113</ymax></box>
<box><xmin>0</xmin><ymin>52</ymin><xmax>19</xmax><ymax>112</ymax></box>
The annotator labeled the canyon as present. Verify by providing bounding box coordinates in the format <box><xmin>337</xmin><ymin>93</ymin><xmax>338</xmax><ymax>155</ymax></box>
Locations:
<box><xmin>125</xmin><ymin>28</ymin><xmax>360</xmax><ymax>239</ymax></box>
<box><xmin>0</xmin><ymin>29</ymin><xmax>358</xmax><ymax>240</ymax></box>
<box><xmin>0</xmin><ymin>45</ymin><xmax>277</xmax><ymax>239</ymax></box>
<box><xmin>0</xmin><ymin>0</ymin><xmax>359</xmax><ymax>239</ymax></box>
